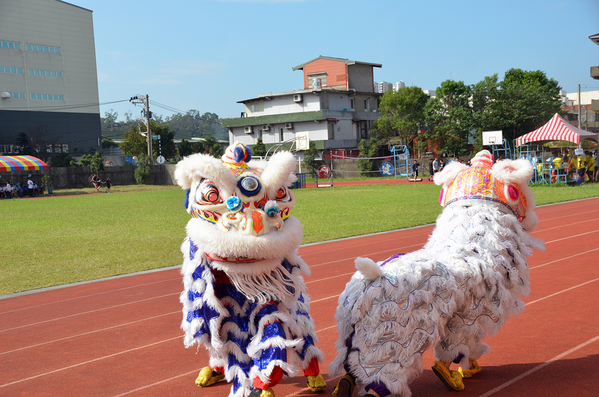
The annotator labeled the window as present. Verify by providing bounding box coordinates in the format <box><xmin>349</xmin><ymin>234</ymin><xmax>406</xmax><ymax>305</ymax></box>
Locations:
<box><xmin>30</xmin><ymin>92</ymin><xmax>64</xmax><ymax>101</ymax></box>
<box><xmin>26</xmin><ymin>43</ymin><xmax>60</xmax><ymax>53</ymax></box>
<box><xmin>1</xmin><ymin>40</ymin><xmax>20</xmax><ymax>49</ymax></box>
<box><xmin>279</xmin><ymin>128</ymin><xmax>284</xmax><ymax>142</ymax></box>
<box><xmin>328</xmin><ymin>123</ymin><xmax>334</xmax><ymax>140</ymax></box>
<box><xmin>350</xmin><ymin>98</ymin><xmax>354</xmax><ymax>110</ymax></box>
<box><xmin>307</xmin><ymin>73</ymin><xmax>327</xmax><ymax>89</ymax></box>
<box><xmin>7</xmin><ymin>92</ymin><xmax>25</xmax><ymax>99</ymax></box>
<box><xmin>0</xmin><ymin>66</ymin><xmax>22</xmax><ymax>74</ymax></box>
<box><xmin>28</xmin><ymin>68</ymin><xmax>61</xmax><ymax>78</ymax></box>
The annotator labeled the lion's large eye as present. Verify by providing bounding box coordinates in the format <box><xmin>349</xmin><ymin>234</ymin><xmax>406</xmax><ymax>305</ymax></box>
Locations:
<box><xmin>275</xmin><ymin>186</ymin><xmax>291</xmax><ymax>202</ymax></box>
<box><xmin>196</xmin><ymin>180</ymin><xmax>222</xmax><ymax>205</ymax></box>
<box><xmin>238</xmin><ymin>176</ymin><xmax>261</xmax><ymax>197</ymax></box>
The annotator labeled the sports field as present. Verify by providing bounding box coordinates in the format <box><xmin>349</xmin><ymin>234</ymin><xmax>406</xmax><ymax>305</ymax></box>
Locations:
<box><xmin>2</xmin><ymin>181</ymin><xmax>599</xmax><ymax>295</ymax></box>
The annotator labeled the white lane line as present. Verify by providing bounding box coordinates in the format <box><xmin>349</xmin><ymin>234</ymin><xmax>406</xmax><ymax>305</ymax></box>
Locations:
<box><xmin>525</xmin><ymin>277</ymin><xmax>599</xmax><ymax>306</ymax></box>
<box><xmin>0</xmin><ymin>293</ymin><xmax>178</xmax><ymax>333</ymax></box>
<box><xmin>111</xmin><ymin>369</ymin><xmax>202</xmax><ymax>397</ymax></box>
<box><xmin>0</xmin><ymin>276</ymin><xmax>181</xmax><ymax>316</ymax></box>
<box><xmin>0</xmin><ymin>336</ymin><xmax>181</xmax><ymax>389</ymax></box>
<box><xmin>111</xmin><ymin>325</ymin><xmax>341</xmax><ymax>397</ymax></box>
<box><xmin>0</xmin><ymin>312</ymin><xmax>178</xmax><ymax>356</ymax></box>
<box><xmin>478</xmin><ymin>334</ymin><xmax>599</xmax><ymax>397</ymax></box>
<box><xmin>530</xmin><ymin>247</ymin><xmax>599</xmax><ymax>270</ymax></box>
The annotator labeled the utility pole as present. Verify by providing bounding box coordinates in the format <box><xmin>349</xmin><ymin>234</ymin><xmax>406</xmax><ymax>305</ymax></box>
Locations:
<box><xmin>129</xmin><ymin>94</ymin><xmax>153</xmax><ymax>163</ymax></box>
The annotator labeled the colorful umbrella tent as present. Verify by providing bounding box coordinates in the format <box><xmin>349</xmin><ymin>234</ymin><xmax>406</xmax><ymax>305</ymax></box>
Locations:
<box><xmin>0</xmin><ymin>155</ymin><xmax>49</xmax><ymax>172</ymax></box>
<box><xmin>515</xmin><ymin>113</ymin><xmax>599</xmax><ymax>146</ymax></box>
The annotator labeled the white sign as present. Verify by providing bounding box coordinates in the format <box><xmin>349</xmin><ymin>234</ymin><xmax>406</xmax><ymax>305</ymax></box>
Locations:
<box><xmin>156</xmin><ymin>155</ymin><xmax>165</xmax><ymax>164</ymax></box>
<box><xmin>575</xmin><ymin>148</ymin><xmax>584</xmax><ymax>156</ymax></box>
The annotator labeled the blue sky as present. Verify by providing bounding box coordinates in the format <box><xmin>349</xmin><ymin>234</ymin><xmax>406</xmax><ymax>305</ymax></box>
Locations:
<box><xmin>72</xmin><ymin>0</ymin><xmax>599</xmax><ymax>122</ymax></box>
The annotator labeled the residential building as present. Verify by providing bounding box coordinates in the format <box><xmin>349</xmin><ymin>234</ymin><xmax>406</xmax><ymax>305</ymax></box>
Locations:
<box><xmin>377</xmin><ymin>81</ymin><xmax>393</xmax><ymax>94</ymax></box>
<box><xmin>394</xmin><ymin>81</ymin><xmax>405</xmax><ymax>91</ymax></box>
<box><xmin>562</xmin><ymin>90</ymin><xmax>599</xmax><ymax>133</ymax></box>
<box><xmin>0</xmin><ymin>0</ymin><xmax>101</xmax><ymax>156</ymax></box>
<box><xmin>222</xmin><ymin>56</ymin><xmax>382</xmax><ymax>158</ymax></box>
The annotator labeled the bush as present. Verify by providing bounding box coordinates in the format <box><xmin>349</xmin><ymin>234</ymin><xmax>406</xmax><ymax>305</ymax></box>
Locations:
<box><xmin>134</xmin><ymin>155</ymin><xmax>150</xmax><ymax>184</ymax></box>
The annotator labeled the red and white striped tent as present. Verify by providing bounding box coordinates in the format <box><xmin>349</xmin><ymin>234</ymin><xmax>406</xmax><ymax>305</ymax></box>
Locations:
<box><xmin>515</xmin><ymin>113</ymin><xmax>598</xmax><ymax>146</ymax></box>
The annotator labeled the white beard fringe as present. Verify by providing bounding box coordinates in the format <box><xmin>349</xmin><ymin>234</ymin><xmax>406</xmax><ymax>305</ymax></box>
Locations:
<box><xmin>328</xmin><ymin>202</ymin><xmax>544</xmax><ymax>397</ymax></box>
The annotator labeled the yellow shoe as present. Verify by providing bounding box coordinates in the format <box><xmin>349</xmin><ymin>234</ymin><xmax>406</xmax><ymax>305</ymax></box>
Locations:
<box><xmin>195</xmin><ymin>366</ymin><xmax>225</xmax><ymax>387</ymax></box>
<box><xmin>432</xmin><ymin>361</ymin><xmax>465</xmax><ymax>391</ymax></box>
<box><xmin>248</xmin><ymin>387</ymin><xmax>275</xmax><ymax>397</ymax></box>
<box><xmin>306</xmin><ymin>373</ymin><xmax>326</xmax><ymax>392</ymax></box>
<box><xmin>458</xmin><ymin>360</ymin><xmax>481</xmax><ymax>379</ymax></box>
<box><xmin>332</xmin><ymin>373</ymin><xmax>355</xmax><ymax>397</ymax></box>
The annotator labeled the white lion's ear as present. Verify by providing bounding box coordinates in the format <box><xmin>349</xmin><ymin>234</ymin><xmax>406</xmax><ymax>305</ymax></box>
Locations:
<box><xmin>492</xmin><ymin>159</ymin><xmax>534</xmax><ymax>186</ymax></box>
<box><xmin>433</xmin><ymin>161</ymin><xmax>468</xmax><ymax>187</ymax></box>
<box><xmin>260</xmin><ymin>151</ymin><xmax>297</xmax><ymax>198</ymax></box>
<box><xmin>175</xmin><ymin>153</ymin><xmax>237</xmax><ymax>192</ymax></box>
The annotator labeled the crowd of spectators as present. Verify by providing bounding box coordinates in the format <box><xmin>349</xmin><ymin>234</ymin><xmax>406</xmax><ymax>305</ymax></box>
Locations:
<box><xmin>537</xmin><ymin>149</ymin><xmax>598</xmax><ymax>184</ymax></box>
<box><xmin>0</xmin><ymin>177</ymin><xmax>44</xmax><ymax>199</ymax></box>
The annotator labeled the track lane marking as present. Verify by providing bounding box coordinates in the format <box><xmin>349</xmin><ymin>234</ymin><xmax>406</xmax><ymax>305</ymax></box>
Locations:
<box><xmin>0</xmin><ymin>336</ymin><xmax>181</xmax><ymax>389</ymax></box>
<box><xmin>478</xmin><ymin>334</ymin><xmax>599</xmax><ymax>397</ymax></box>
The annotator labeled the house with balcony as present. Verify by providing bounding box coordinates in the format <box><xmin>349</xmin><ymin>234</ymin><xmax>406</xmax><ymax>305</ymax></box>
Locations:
<box><xmin>222</xmin><ymin>56</ymin><xmax>382</xmax><ymax>158</ymax></box>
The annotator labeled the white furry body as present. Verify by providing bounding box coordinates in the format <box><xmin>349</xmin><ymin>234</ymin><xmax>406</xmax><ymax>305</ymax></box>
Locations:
<box><xmin>329</xmin><ymin>202</ymin><xmax>543</xmax><ymax>397</ymax></box>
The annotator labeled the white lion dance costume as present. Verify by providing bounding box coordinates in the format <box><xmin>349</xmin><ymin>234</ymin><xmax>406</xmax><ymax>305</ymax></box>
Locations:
<box><xmin>175</xmin><ymin>143</ymin><xmax>325</xmax><ymax>397</ymax></box>
<box><xmin>329</xmin><ymin>151</ymin><xmax>544</xmax><ymax>397</ymax></box>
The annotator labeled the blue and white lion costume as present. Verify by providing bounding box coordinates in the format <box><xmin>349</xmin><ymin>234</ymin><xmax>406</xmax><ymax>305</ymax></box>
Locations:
<box><xmin>176</xmin><ymin>143</ymin><xmax>325</xmax><ymax>397</ymax></box>
<box><xmin>329</xmin><ymin>151</ymin><xmax>544</xmax><ymax>397</ymax></box>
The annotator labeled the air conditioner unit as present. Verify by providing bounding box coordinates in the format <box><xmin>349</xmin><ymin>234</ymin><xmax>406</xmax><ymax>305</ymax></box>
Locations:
<box><xmin>244</xmin><ymin>126</ymin><xmax>253</xmax><ymax>134</ymax></box>
<box><xmin>285</xmin><ymin>123</ymin><xmax>293</xmax><ymax>130</ymax></box>
<box><xmin>262</xmin><ymin>125</ymin><xmax>270</xmax><ymax>131</ymax></box>
<box><xmin>293</xmin><ymin>94</ymin><xmax>303</xmax><ymax>102</ymax></box>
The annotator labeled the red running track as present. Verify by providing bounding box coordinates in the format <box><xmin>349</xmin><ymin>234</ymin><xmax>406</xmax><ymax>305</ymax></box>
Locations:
<box><xmin>2</xmin><ymin>198</ymin><xmax>599</xmax><ymax>396</ymax></box>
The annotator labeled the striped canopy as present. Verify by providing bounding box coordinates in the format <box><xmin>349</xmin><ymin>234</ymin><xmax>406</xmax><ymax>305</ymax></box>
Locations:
<box><xmin>0</xmin><ymin>155</ymin><xmax>49</xmax><ymax>172</ymax></box>
<box><xmin>515</xmin><ymin>113</ymin><xmax>598</xmax><ymax>146</ymax></box>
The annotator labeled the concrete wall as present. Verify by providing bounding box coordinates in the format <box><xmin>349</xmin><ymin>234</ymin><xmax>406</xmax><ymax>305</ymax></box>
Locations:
<box><xmin>0</xmin><ymin>164</ymin><xmax>177</xmax><ymax>190</ymax></box>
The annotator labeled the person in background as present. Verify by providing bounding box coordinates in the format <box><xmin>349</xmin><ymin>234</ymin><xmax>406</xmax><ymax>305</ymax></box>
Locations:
<box><xmin>412</xmin><ymin>160</ymin><xmax>421</xmax><ymax>179</ymax></box>
<box><xmin>27</xmin><ymin>177</ymin><xmax>35</xmax><ymax>197</ymax></box>
<box><xmin>104</xmin><ymin>178</ymin><xmax>112</xmax><ymax>193</ymax></box>
<box><xmin>4</xmin><ymin>182</ymin><xmax>12</xmax><ymax>199</ymax></box>
<box><xmin>594</xmin><ymin>150</ymin><xmax>598</xmax><ymax>182</ymax></box>
<box><xmin>576</xmin><ymin>153</ymin><xmax>587</xmax><ymax>183</ymax></box>
<box><xmin>586</xmin><ymin>151</ymin><xmax>595</xmax><ymax>183</ymax></box>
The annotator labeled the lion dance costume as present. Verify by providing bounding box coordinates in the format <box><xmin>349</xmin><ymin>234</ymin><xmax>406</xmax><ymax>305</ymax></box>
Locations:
<box><xmin>175</xmin><ymin>143</ymin><xmax>325</xmax><ymax>397</ymax></box>
<box><xmin>329</xmin><ymin>150</ymin><xmax>544</xmax><ymax>397</ymax></box>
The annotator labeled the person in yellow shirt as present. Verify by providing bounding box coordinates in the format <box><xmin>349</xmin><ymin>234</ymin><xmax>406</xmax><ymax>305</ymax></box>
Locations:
<box><xmin>576</xmin><ymin>154</ymin><xmax>587</xmax><ymax>183</ymax></box>
<box><xmin>586</xmin><ymin>152</ymin><xmax>595</xmax><ymax>182</ymax></box>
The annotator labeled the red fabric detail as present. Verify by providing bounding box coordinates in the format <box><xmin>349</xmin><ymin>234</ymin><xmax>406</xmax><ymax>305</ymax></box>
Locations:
<box><xmin>214</xmin><ymin>366</ymin><xmax>225</xmax><ymax>374</ymax></box>
<box><xmin>253</xmin><ymin>366</ymin><xmax>284</xmax><ymax>389</ymax></box>
<box><xmin>303</xmin><ymin>357</ymin><xmax>320</xmax><ymax>376</ymax></box>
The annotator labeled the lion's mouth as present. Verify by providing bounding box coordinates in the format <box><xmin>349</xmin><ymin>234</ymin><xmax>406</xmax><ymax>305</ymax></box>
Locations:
<box><xmin>206</xmin><ymin>253</ymin><xmax>263</xmax><ymax>263</ymax></box>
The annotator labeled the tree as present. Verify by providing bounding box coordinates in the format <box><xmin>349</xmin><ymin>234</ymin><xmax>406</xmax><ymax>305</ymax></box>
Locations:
<box><xmin>134</xmin><ymin>154</ymin><xmax>151</xmax><ymax>184</ymax></box>
<box><xmin>102</xmin><ymin>109</ymin><xmax>118</xmax><ymax>131</ymax></box>
<box><xmin>372</xmin><ymin>87</ymin><xmax>429</xmax><ymax>148</ymax></box>
<box><xmin>178</xmin><ymin>139</ymin><xmax>194</xmax><ymax>158</ymax></box>
<box><xmin>15</xmin><ymin>132</ymin><xmax>32</xmax><ymax>155</ymax></box>
<box><xmin>303</xmin><ymin>141</ymin><xmax>319</xmax><ymax>174</ymax></box>
<box><xmin>492</xmin><ymin>68</ymin><xmax>563</xmax><ymax>143</ymax></box>
<box><xmin>422</xmin><ymin>80</ymin><xmax>473</xmax><ymax>156</ymax></box>
<box><xmin>119</xmin><ymin>125</ymin><xmax>148</xmax><ymax>158</ymax></box>
<box><xmin>49</xmin><ymin>153</ymin><xmax>74</xmax><ymax>167</ymax></box>
<box><xmin>210</xmin><ymin>143</ymin><xmax>223</xmax><ymax>158</ymax></box>
<box><xmin>252</xmin><ymin>138</ymin><xmax>267</xmax><ymax>157</ymax></box>
<box><xmin>80</xmin><ymin>152</ymin><xmax>104</xmax><ymax>174</ymax></box>
<box><xmin>357</xmin><ymin>138</ymin><xmax>379</xmax><ymax>177</ymax></box>
<box><xmin>151</xmin><ymin>122</ymin><xmax>176</xmax><ymax>160</ymax></box>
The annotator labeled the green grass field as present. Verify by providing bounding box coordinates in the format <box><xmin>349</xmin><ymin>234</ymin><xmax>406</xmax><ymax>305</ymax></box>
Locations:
<box><xmin>2</xmin><ymin>182</ymin><xmax>599</xmax><ymax>295</ymax></box>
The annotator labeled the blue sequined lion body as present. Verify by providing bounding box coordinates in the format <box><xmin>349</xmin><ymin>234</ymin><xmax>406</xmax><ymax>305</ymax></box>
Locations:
<box><xmin>176</xmin><ymin>144</ymin><xmax>324</xmax><ymax>397</ymax></box>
